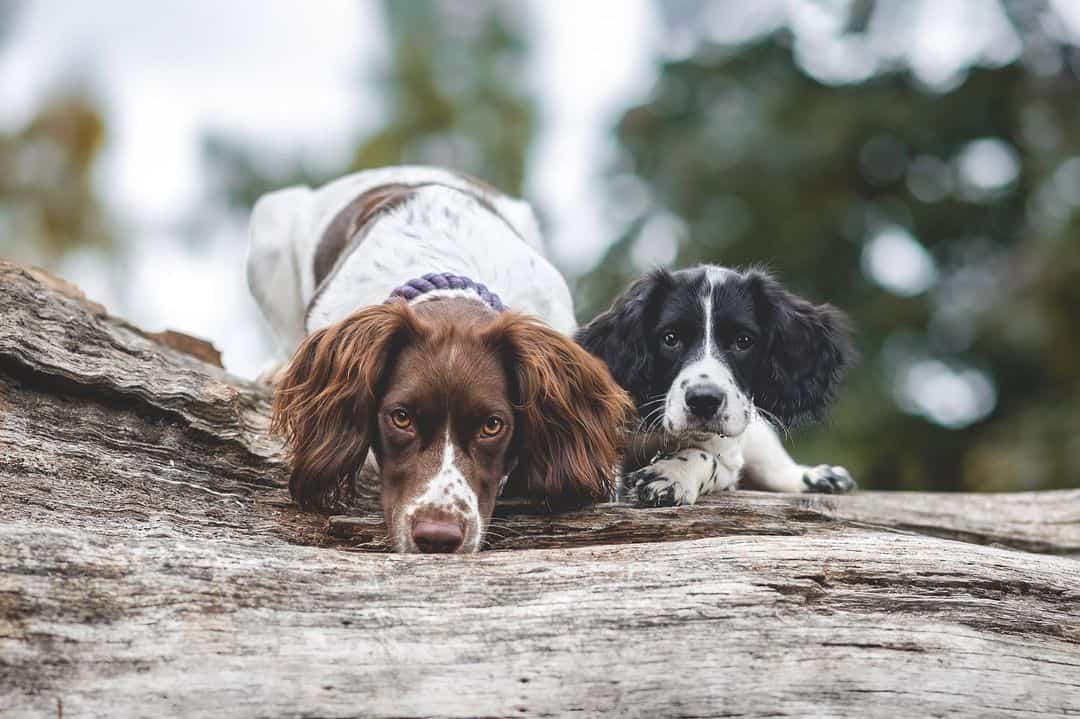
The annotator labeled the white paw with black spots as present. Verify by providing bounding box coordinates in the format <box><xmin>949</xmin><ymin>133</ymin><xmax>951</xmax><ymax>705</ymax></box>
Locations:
<box><xmin>622</xmin><ymin>457</ymin><xmax>700</xmax><ymax>507</ymax></box>
<box><xmin>802</xmin><ymin>465</ymin><xmax>856</xmax><ymax>494</ymax></box>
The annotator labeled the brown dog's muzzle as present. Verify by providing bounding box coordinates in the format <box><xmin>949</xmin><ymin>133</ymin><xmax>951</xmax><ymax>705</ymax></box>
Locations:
<box><xmin>410</xmin><ymin>513</ymin><xmax>466</xmax><ymax>553</ymax></box>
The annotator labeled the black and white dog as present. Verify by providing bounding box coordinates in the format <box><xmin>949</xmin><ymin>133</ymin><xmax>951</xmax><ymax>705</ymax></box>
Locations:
<box><xmin>577</xmin><ymin>265</ymin><xmax>857</xmax><ymax>506</ymax></box>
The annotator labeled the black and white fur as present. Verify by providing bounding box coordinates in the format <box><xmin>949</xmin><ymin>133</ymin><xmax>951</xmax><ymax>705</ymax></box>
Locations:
<box><xmin>577</xmin><ymin>265</ymin><xmax>857</xmax><ymax>506</ymax></box>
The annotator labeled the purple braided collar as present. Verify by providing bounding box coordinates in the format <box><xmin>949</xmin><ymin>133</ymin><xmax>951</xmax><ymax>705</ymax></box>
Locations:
<box><xmin>386</xmin><ymin>272</ymin><xmax>505</xmax><ymax>312</ymax></box>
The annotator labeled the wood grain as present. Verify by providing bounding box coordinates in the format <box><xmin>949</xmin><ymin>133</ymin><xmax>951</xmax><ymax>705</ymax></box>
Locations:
<box><xmin>2</xmin><ymin>259</ymin><xmax>1078</xmax><ymax>718</ymax></box>
<box><xmin>327</xmin><ymin>488</ymin><xmax>1080</xmax><ymax>556</ymax></box>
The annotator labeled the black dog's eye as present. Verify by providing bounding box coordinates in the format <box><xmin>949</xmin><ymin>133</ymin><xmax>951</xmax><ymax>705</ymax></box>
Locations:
<box><xmin>662</xmin><ymin>331</ymin><xmax>680</xmax><ymax>348</ymax></box>
<box><xmin>734</xmin><ymin>333</ymin><xmax>755</xmax><ymax>351</ymax></box>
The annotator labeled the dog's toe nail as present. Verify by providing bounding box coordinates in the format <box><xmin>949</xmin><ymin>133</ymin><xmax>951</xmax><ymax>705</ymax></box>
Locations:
<box><xmin>828</xmin><ymin>466</ymin><xmax>856</xmax><ymax>493</ymax></box>
<box><xmin>803</xmin><ymin>465</ymin><xmax>856</xmax><ymax>494</ymax></box>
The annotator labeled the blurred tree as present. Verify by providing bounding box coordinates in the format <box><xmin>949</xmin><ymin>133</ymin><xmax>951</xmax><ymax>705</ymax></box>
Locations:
<box><xmin>0</xmin><ymin>94</ymin><xmax>110</xmax><ymax>261</ymax></box>
<box><xmin>204</xmin><ymin>0</ymin><xmax>535</xmax><ymax>211</ymax></box>
<box><xmin>581</xmin><ymin>0</ymin><xmax>1080</xmax><ymax>491</ymax></box>
<box><xmin>0</xmin><ymin>0</ymin><xmax>111</xmax><ymax>262</ymax></box>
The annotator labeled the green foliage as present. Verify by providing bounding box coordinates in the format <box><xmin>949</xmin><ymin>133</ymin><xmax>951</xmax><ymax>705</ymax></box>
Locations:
<box><xmin>0</xmin><ymin>4</ymin><xmax>112</xmax><ymax>263</ymax></box>
<box><xmin>579</xmin><ymin>1</ymin><xmax>1080</xmax><ymax>491</ymax></box>
<box><xmin>0</xmin><ymin>93</ymin><xmax>111</xmax><ymax>261</ymax></box>
<box><xmin>205</xmin><ymin>0</ymin><xmax>535</xmax><ymax>211</ymax></box>
<box><xmin>352</xmin><ymin>0</ymin><xmax>534</xmax><ymax>195</ymax></box>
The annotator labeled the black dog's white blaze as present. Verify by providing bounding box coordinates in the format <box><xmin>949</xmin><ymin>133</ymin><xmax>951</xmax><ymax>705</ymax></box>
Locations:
<box><xmin>577</xmin><ymin>264</ymin><xmax>858</xmax><ymax>507</ymax></box>
<box><xmin>662</xmin><ymin>267</ymin><xmax>753</xmax><ymax>437</ymax></box>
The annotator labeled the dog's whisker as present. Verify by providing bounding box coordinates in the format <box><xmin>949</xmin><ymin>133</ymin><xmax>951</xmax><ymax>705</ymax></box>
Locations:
<box><xmin>637</xmin><ymin>407</ymin><xmax>665</xmax><ymax>431</ymax></box>
<box><xmin>638</xmin><ymin>396</ymin><xmax>667</xmax><ymax>411</ymax></box>
<box><xmin>753</xmin><ymin>399</ymin><xmax>791</xmax><ymax>440</ymax></box>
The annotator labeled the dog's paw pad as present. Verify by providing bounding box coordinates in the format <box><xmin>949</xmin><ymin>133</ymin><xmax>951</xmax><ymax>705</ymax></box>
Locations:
<box><xmin>622</xmin><ymin>468</ymin><xmax>690</xmax><ymax>507</ymax></box>
<box><xmin>802</xmin><ymin>465</ymin><xmax>856</xmax><ymax>494</ymax></box>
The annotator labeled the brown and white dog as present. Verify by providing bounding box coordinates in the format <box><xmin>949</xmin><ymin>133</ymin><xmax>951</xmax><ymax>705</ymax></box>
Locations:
<box><xmin>247</xmin><ymin>166</ymin><xmax>631</xmax><ymax>553</ymax></box>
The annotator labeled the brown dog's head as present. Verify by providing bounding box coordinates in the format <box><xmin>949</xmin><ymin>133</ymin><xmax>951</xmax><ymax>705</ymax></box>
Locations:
<box><xmin>271</xmin><ymin>298</ymin><xmax>632</xmax><ymax>553</ymax></box>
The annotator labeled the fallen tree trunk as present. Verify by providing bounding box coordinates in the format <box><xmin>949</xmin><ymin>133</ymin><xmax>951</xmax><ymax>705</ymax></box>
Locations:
<box><xmin>1</xmin><ymin>259</ymin><xmax>1078</xmax><ymax>718</ymax></box>
<box><xmin>330</xmin><ymin>487</ymin><xmax>1080</xmax><ymax>555</ymax></box>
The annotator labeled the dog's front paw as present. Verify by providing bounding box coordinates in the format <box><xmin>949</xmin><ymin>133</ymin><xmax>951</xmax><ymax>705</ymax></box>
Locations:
<box><xmin>622</xmin><ymin>466</ymin><xmax>693</xmax><ymax>507</ymax></box>
<box><xmin>802</xmin><ymin>465</ymin><xmax>856</xmax><ymax>494</ymax></box>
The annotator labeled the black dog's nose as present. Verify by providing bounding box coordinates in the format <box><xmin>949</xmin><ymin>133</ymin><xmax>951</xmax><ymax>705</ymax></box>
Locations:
<box><xmin>412</xmin><ymin>518</ymin><xmax>465</xmax><ymax>553</ymax></box>
<box><xmin>685</xmin><ymin>384</ymin><xmax>726</xmax><ymax>419</ymax></box>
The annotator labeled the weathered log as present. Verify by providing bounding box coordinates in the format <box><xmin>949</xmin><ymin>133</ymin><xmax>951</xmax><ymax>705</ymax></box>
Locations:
<box><xmin>1</xmin><ymin>259</ymin><xmax>1078</xmax><ymax>718</ymax></box>
<box><xmin>330</xmin><ymin>488</ymin><xmax>1080</xmax><ymax>556</ymax></box>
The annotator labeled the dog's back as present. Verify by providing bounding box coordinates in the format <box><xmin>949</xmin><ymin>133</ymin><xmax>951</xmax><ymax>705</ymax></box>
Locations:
<box><xmin>246</xmin><ymin>166</ymin><xmax>568</xmax><ymax>356</ymax></box>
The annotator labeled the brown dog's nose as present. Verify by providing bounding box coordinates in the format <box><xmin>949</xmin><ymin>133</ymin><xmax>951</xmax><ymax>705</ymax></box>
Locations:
<box><xmin>411</xmin><ymin>518</ymin><xmax>465</xmax><ymax>553</ymax></box>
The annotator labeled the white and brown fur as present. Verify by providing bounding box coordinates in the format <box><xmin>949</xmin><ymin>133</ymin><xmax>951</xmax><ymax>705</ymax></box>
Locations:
<box><xmin>248</xmin><ymin>166</ymin><xmax>631</xmax><ymax>552</ymax></box>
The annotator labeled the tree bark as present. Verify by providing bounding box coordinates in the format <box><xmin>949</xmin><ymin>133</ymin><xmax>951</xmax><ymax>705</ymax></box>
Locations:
<box><xmin>2</xmin><ymin>259</ymin><xmax>1078</xmax><ymax>718</ymax></box>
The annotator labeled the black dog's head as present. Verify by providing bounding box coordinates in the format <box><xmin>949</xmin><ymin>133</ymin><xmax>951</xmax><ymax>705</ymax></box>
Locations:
<box><xmin>576</xmin><ymin>266</ymin><xmax>856</xmax><ymax>438</ymax></box>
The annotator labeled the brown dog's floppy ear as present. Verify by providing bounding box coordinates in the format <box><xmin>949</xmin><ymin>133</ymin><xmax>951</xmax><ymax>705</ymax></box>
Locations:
<box><xmin>485</xmin><ymin>314</ymin><xmax>634</xmax><ymax>509</ymax></box>
<box><xmin>271</xmin><ymin>302</ymin><xmax>419</xmax><ymax>512</ymax></box>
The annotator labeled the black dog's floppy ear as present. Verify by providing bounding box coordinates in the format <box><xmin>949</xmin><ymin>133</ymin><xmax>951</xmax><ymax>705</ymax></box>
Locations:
<box><xmin>747</xmin><ymin>270</ymin><xmax>857</xmax><ymax>427</ymax></box>
<box><xmin>575</xmin><ymin>269</ymin><xmax>671</xmax><ymax>404</ymax></box>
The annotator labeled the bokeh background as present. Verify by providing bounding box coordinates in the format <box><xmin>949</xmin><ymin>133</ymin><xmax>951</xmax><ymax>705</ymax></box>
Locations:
<box><xmin>2</xmin><ymin>0</ymin><xmax>1077</xmax><ymax>492</ymax></box>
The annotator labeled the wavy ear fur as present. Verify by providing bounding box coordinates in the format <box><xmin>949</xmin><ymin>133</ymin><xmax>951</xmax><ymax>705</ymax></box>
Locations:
<box><xmin>748</xmin><ymin>271</ymin><xmax>857</xmax><ymax>427</ymax></box>
<box><xmin>485</xmin><ymin>314</ymin><xmax>634</xmax><ymax>509</ymax></box>
<box><xmin>271</xmin><ymin>303</ymin><xmax>420</xmax><ymax>511</ymax></box>
<box><xmin>574</xmin><ymin>270</ymin><xmax>671</xmax><ymax>405</ymax></box>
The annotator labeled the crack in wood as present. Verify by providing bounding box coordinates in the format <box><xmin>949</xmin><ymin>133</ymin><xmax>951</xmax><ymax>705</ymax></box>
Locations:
<box><xmin>2</xmin><ymin>259</ymin><xmax>1080</xmax><ymax>717</ymax></box>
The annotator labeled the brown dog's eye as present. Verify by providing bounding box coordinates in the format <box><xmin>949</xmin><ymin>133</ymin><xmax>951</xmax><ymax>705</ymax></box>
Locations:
<box><xmin>480</xmin><ymin>416</ymin><xmax>505</xmax><ymax>438</ymax></box>
<box><xmin>390</xmin><ymin>408</ymin><xmax>413</xmax><ymax>430</ymax></box>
